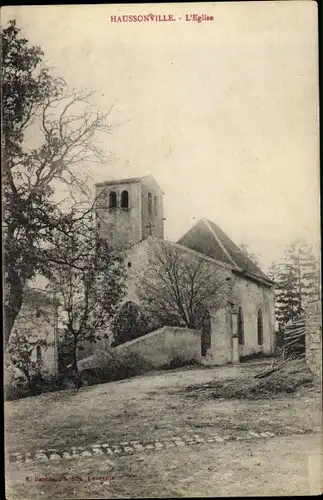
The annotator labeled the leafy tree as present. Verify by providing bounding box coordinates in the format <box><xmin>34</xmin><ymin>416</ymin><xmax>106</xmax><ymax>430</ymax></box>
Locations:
<box><xmin>138</xmin><ymin>241</ymin><xmax>227</xmax><ymax>329</ymax></box>
<box><xmin>48</xmin><ymin>208</ymin><xmax>126</xmax><ymax>372</ymax></box>
<box><xmin>110</xmin><ymin>301</ymin><xmax>160</xmax><ymax>347</ymax></box>
<box><xmin>2</xmin><ymin>20</ymin><xmax>112</xmax><ymax>344</ymax></box>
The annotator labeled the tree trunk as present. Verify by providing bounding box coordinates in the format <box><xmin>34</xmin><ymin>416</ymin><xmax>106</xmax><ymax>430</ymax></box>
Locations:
<box><xmin>24</xmin><ymin>370</ymin><xmax>32</xmax><ymax>391</ymax></box>
<box><xmin>72</xmin><ymin>338</ymin><xmax>78</xmax><ymax>373</ymax></box>
<box><xmin>4</xmin><ymin>273</ymin><xmax>24</xmax><ymax>346</ymax></box>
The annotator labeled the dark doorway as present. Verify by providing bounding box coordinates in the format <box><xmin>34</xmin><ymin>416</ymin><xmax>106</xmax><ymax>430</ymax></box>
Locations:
<box><xmin>199</xmin><ymin>309</ymin><xmax>211</xmax><ymax>356</ymax></box>
<box><xmin>238</xmin><ymin>306</ymin><xmax>244</xmax><ymax>345</ymax></box>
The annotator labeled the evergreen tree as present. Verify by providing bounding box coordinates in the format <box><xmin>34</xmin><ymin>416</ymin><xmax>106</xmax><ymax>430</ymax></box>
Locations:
<box><xmin>298</xmin><ymin>243</ymin><xmax>321</xmax><ymax>308</ymax></box>
<box><xmin>270</xmin><ymin>240</ymin><xmax>320</xmax><ymax>331</ymax></box>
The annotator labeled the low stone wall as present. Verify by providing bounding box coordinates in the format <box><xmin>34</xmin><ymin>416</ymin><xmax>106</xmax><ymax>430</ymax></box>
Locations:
<box><xmin>305</xmin><ymin>300</ymin><xmax>322</xmax><ymax>378</ymax></box>
<box><xmin>114</xmin><ymin>327</ymin><xmax>201</xmax><ymax>368</ymax></box>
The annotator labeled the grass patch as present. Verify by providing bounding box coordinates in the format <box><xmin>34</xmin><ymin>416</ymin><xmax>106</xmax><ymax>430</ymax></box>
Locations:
<box><xmin>185</xmin><ymin>360</ymin><xmax>315</xmax><ymax>400</ymax></box>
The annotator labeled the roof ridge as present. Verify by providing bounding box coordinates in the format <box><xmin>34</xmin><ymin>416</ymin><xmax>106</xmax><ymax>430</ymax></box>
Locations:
<box><xmin>202</xmin><ymin>219</ymin><xmax>238</xmax><ymax>268</ymax></box>
<box><xmin>207</xmin><ymin>219</ymin><xmax>272</xmax><ymax>282</ymax></box>
<box><xmin>179</xmin><ymin>217</ymin><xmax>273</xmax><ymax>285</ymax></box>
<box><xmin>95</xmin><ymin>175</ymin><xmax>151</xmax><ymax>187</ymax></box>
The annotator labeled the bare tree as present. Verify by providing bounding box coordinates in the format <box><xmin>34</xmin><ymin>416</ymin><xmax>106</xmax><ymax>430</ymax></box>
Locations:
<box><xmin>138</xmin><ymin>241</ymin><xmax>228</xmax><ymax>329</ymax></box>
<box><xmin>17</xmin><ymin>88</ymin><xmax>113</xmax><ymax>198</ymax></box>
<box><xmin>2</xmin><ymin>21</ymin><xmax>115</xmax><ymax>344</ymax></box>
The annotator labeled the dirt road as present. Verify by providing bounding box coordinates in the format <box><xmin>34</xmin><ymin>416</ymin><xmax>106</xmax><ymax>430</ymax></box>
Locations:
<box><xmin>5</xmin><ymin>361</ymin><xmax>322</xmax><ymax>497</ymax></box>
<box><xmin>6</xmin><ymin>433</ymin><xmax>322</xmax><ymax>498</ymax></box>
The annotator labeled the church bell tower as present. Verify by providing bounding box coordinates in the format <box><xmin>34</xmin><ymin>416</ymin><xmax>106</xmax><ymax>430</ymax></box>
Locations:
<box><xmin>95</xmin><ymin>175</ymin><xmax>164</xmax><ymax>249</ymax></box>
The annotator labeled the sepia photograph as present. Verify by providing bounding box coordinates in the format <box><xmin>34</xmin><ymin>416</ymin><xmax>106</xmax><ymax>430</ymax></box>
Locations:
<box><xmin>2</xmin><ymin>2</ymin><xmax>321</xmax><ymax>498</ymax></box>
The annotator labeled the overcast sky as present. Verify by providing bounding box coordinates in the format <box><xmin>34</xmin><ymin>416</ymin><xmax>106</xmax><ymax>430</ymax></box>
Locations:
<box><xmin>3</xmin><ymin>2</ymin><xmax>320</xmax><ymax>271</ymax></box>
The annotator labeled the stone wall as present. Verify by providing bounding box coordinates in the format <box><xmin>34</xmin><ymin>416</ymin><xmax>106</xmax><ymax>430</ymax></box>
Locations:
<box><xmin>114</xmin><ymin>327</ymin><xmax>202</xmax><ymax>368</ymax></box>
<box><xmin>305</xmin><ymin>300</ymin><xmax>322</xmax><ymax>378</ymax></box>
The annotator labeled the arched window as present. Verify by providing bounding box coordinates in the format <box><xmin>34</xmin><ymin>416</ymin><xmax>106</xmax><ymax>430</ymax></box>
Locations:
<box><xmin>109</xmin><ymin>191</ymin><xmax>117</xmax><ymax>208</ymax></box>
<box><xmin>36</xmin><ymin>345</ymin><xmax>42</xmax><ymax>362</ymax></box>
<box><xmin>238</xmin><ymin>307</ymin><xmax>244</xmax><ymax>345</ymax></box>
<box><xmin>257</xmin><ymin>309</ymin><xmax>264</xmax><ymax>345</ymax></box>
<box><xmin>148</xmin><ymin>192</ymin><xmax>152</xmax><ymax>214</ymax></box>
<box><xmin>154</xmin><ymin>196</ymin><xmax>158</xmax><ymax>216</ymax></box>
<box><xmin>121</xmin><ymin>190</ymin><xmax>129</xmax><ymax>208</ymax></box>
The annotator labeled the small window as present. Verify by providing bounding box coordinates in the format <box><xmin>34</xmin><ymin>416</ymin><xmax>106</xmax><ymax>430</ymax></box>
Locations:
<box><xmin>36</xmin><ymin>345</ymin><xmax>42</xmax><ymax>362</ymax></box>
<box><xmin>238</xmin><ymin>307</ymin><xmax>244</xmax><ymax>345</ymax></box>
<box><xmin>121</xmin><ymin>190</ymin><xmax>129</xmax><ymax>208</ymax></box>
<box><xmin>148</xmin><ymin>192</ymin><xmax>152</xmax><ymax>214</ymax></box>
<box><xmin>154</xmin><ymin>196</ymin><xmax>158</xmax><ymax>216</ymax></box>
<box><xmin>127</xmin><ymin>262</ymin><xmax>132</xmax><ymax>268</ymax></box>
<box><xmin>109</xmin><ymin>191</ymin><xmax>117</xmax><ymax>208</ymax></box>
<box><xmin>257</xmin><ymin>309</ymin><xmax>264</xmax><ymax>345</ymax></box>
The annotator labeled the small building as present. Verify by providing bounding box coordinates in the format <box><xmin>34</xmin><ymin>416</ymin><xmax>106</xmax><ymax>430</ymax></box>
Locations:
<box><xmin>5</xmin><ymin>287</ymin><xmax>59</xmax><ymax>385</ymax></box>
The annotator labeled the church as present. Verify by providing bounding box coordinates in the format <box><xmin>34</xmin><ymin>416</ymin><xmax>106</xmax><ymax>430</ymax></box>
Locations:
<box><xmin>95</xmin><ymin>175</ymin><xmax>276</xmax><ymax>365</ymax></box>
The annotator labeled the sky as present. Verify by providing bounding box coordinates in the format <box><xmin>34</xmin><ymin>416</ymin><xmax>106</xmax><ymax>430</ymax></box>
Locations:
<box><xmin>2</xmin><ymin>2</ymin><xmax>320</xmax><ymax>271</ymax></box>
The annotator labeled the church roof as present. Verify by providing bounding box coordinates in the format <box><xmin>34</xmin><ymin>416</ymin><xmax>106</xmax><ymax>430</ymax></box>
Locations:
<box><xmin>95</xmin><ymin>175</ymin><xmax>150</xmax><ymax>187</ymax></box>
<box><xmin>177</xmin><ymin>218</ymin><xmax>273</xmax><ymax>285</ymax></box>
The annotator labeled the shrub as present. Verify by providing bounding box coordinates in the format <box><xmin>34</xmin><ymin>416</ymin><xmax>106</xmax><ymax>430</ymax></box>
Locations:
<box><xmin>111</xmin><ymin>302</ymin><xmax>160</xmax><ymax>347</ymax></box>
<box><xmin>5</xmin><ymin>378</ymin><xmax>29</xmax><ymax>401</ymax></box>
<box><xmin>98</xmin><ymin>351</ymin><xmax>154</xmax><ymax>383</ymax></box>
<box><xmin>161</xmin><ymin>356</ymin><xmax>200</xmax><ymax>370</ymax></box>
<box><xmin>240</xmin><ymin>352</ymin><xmax>274</xmax><ymax>363</ymax></box>
<box><xmin>5</xmin><ymin>374</ymin><xmax>62</xmax><ymax>401</ymax></box>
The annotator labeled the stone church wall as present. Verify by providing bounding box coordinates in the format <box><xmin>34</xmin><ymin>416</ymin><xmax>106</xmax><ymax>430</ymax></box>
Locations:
<box><xmin>114</xmin><ymin>326</ymin><xmax>201</xmax><ymax>368</ymax></box>
<box><xmin>209</xmin><ymin>306</ymin><xmax>232</xmax><ymax>365</ymax></box>
<box><xmin>140</xmin><ymin>176</ymin><xmax>164</xmax><ymax>240</ymax></box>
<box><xmin>233</xmin><ymin>276</ymin><xmax>275</xmax><ymax>358</ymax></box>
<box><xmin>96</xmin><ymin>181</ymin><xmax>142</xmax><ymax>249</ymax></box>
<box><xmin>123</xmin><ymin>239</ymin><xmax>151</xmax><ymax>304</ymax></box>
<box><xmin>122</xmin><ymin>239</ymin><xmax>276</xmax><ymax>366</ymax></box>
